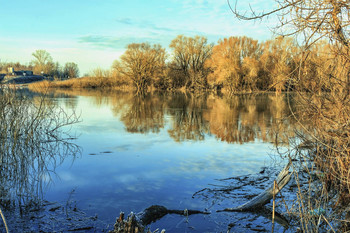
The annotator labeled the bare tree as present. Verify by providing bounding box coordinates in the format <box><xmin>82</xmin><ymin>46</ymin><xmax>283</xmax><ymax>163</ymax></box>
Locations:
<box><xmin>31</xmin><ymin>50</ymin><xmax>53</xmax><ymax>75</ymax></box>
<box><xmin>63</xmin><ymin>62</ymin><xmax>80</xmax><ymax>79</ymax></box>
<box><xmin>169</xmin><ymin>35</ymin><xmax>213</xmax><ymax>90</ymax></box>
<box><xmin>117</xmin><ymin>43</ymin><xmax>167</xmax><ymax>93</ymax></box>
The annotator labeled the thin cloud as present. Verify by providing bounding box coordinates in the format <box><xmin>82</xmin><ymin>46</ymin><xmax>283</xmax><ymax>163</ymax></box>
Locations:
<box><xmin>77</xmin><ymin>33</ymin><xmax>222</xmax><ymax>51</ymax></box>
<box><xmin>79</xmin><ymin>1</ymin><xmax>275</xmax><ymax>51</ymax></box>
<box><xmin>116</xmin><ymin>18</ymin><xmax>134</xmax><ymax>25</ymax></box>
<box><xmin>78</xmin><ymin>35</ymin><xmax>145</xmax><ymax>49</ymax></box>
<box><xmin>115</xmin><ymin>17</ymin><xmax>213</xmax><ymax>37</ymax></box>
<box><xmin>78</xmin><ymin>18</ymin><xmax>217</xmax><ymax>50</ymax></box>
<box><xmin>115</xmin><ymin>17</ymin><xmax>180</xmax><ymax>34</ymax></box>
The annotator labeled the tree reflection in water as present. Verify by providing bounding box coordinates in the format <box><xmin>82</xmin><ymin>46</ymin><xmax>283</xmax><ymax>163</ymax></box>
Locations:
<box><xmin>109</xmin><ymin>92</ymin><xmax>299</xmax><ymax>145</ymax></box>
<box><xmin>94</xmin><ymin>91</ymin><xmax>300</xmax><ymax>146</ymax></box>
<box><xmin>0</xmin><ymin>88</ymin><xmax>80</xmax><ymax>215</ymax></box>
<box><xmin>41</xmin><ymin>89</ymin><xmax>301</xmax><ymax>146</ymax></box>
<box><xmin>206</xmin><ymin>94</ymin><xmax>297</xmax><ymax>145</ymax></box>
<box><xmin>167</xmin><ymin>92</ymin><xmax>210</xmax><ymax>141</ymax></box>
<box><xmin>120</xmin><ymin>93</ymin><xmax>166</xmax><ymax>133</ymax></box>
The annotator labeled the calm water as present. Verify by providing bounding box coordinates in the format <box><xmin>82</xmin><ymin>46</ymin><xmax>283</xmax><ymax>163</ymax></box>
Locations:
<box><xmin>4</xmin><ymin>90</ymin><xmax>299</xmax><ymax>232</ymax></box>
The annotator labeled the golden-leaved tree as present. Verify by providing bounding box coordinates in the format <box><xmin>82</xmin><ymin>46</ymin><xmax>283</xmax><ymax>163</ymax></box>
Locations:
<box><xmin>206</xmin><ymin>36</ymin><xmax>261</xmax><ymax>92</ymax></box>
<box><xmin>260</xmin><ymin>37</ymin><xmax>296</xmax><ymax>93</ymax></box>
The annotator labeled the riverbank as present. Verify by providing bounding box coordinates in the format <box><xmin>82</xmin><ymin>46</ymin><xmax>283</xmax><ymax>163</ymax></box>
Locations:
<box><xmin>1</xmin><ymin>75</ymin><xmax>48</xmax><ymax>84</ymax></box>
<box><xmin>27</xmin><ymin>78</ymin><xmax>273</xmax><ymax>96</ymax></box>
<box><xmin>28</xmin><ymin>77</ymin><xmax>134</xmax><ymax>92</ymax></box>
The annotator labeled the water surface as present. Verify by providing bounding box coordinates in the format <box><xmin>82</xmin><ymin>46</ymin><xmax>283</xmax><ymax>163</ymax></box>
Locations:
<box><xmin>5</xmin><ymin>90</ymin><xmax>299</xmax><ymax>232</ymax></box>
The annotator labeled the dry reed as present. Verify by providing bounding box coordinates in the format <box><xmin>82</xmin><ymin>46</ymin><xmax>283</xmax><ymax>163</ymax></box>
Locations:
<box><xmin>0</xmin><ymin>86</ymin><xmax>80</xmax><ymax>231</ymax></box>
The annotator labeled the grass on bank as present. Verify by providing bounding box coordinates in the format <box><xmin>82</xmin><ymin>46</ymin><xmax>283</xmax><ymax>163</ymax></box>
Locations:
<box><xmin>28</xmin><ymin>76</ymin><xmax>133</xmax><ymax>91</ymax></box>
<box><xmin>27</xmin><ymin>77</ymin><xmax>265</xmax><ymax>95</ymax></box>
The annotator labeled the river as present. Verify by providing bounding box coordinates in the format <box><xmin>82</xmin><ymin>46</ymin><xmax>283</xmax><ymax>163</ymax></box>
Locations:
<box><xmin>2</xmin><ymin>89</ymin><xmax>300</xmax><ymax>232</ymax></box>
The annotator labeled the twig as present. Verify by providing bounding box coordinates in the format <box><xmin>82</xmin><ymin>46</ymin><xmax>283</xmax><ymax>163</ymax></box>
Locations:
<box><xmin>272</xmin><ymin>180</ymin><xmax>276</xmax><ymax>233</ymax></box>
<box><xmin>322</xmin><ymin>215</ymin><xmax>336</xmax><ymax>233</ymax></box>
<box><xmin>0</xmin><ymin>207</ymin><xmax>9</xmax><ymax>233</ymax></box>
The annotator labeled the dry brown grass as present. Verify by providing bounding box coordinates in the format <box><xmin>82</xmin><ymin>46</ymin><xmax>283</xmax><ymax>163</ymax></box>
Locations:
<box><xmin>281</xmin><ymin>91</ymin><xmax>350</xmax><ymax>232</ymax></box>
<box><xmin>28</xmin><ymin>76</ymin><xmax>133</xmax><ymax>91</ymax></box>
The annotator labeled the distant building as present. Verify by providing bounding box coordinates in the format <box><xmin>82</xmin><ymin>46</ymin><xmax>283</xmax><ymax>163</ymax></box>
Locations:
<box><xmin>14</xmin><ymin>70</ymin><xmax>33</xmax><ymax>76</ymax></box>
<box><xmin>8</xmin><ymin>67</ymin><xmax>33</xmax><ymax>76</ymax></box>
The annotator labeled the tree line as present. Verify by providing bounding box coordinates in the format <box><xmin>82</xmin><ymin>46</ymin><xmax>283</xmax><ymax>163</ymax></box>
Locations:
<box><xmin>110</xmin><ymin>34</ymin><xmax>342</xmax><ymax>94</ymax></box>
<box><xmin>0</xmin><ymin>49</ymin><xmax>79</xmax><ymax>79</ymax></box>
<box><xmin>3</xmin><ymin>35</ymin><xmax>343</xmax><ymax>95</ymax></box>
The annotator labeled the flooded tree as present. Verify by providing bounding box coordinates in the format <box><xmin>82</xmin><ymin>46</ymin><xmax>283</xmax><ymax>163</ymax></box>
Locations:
<box><xmin>206</xmin><ymin>36</ymin><xmax>261</xmax><ymax>92</ymax></box>
<box><xmin>117</xmin><ymin>43</ymin><xmax>167</xmax><ymax>94</ymax></box>
<box><xmin>169</xmin><ymin>35</ymin><xmax>213</xmax><ymax>90</ymax></box>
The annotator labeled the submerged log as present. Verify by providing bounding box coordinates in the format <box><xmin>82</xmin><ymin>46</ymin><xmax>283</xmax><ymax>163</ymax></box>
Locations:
<box><xmin>110</xmin><ymin>205</ymin><xmax>209</xmax><ymax>233</ymax></box>
<box><xmin>218</xmin><ymin>161</ymin><xmax>292</xmax><ymax>212</ymax></box>
<box><xmin>139</xmin><ymin>205</ymin><xmax>210</xmax><ymax>225</ymax></box>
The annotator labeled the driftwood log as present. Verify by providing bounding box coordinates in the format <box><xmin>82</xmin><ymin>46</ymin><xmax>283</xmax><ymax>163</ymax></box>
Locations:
<box><xmin>218</xmin><ymin>161</ymin><xmax>292</xmax><ymax>212</ymax></box>
<box><xmin>109</xmin><ymin>206</ymin><xmax>209</xmax><ymax>233</ymax></box>
<box><xmin>139</xmin><ymin>205</ymin><xmax>209</xmax><ymax>225</ymax></box>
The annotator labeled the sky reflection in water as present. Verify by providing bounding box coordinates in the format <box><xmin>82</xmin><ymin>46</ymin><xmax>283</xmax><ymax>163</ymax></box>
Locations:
<box><xmin>44</xmin><ymin>92</ymin><xmax>294</xmax><ymax>231</ymax></box>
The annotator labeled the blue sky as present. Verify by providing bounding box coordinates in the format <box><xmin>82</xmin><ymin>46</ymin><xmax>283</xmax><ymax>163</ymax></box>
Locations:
<box><xmin>0</xmin><ymin>0</ymin><xmax>276</xmax><ymax>75</ymax></box>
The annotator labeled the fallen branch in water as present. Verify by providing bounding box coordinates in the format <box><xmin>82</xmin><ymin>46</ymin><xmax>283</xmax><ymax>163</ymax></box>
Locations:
<box><xmin>217</xmin><ymin>161</ymin><xmax>292</xmax><ymax>212</ymax></box>
<box><xmin>110</xmin><ymin>205</ymin><xmax>209</xmax><ymax>233</ymax></box>
<box><xmin>139</xmin><ymin>205</ymin><xmax>210</xmax><ymax>225</ymax></box>
<box><xmin>68</xmin><ymin>226</ymin><xmax>93</xmax><ymax>232</ymax></box>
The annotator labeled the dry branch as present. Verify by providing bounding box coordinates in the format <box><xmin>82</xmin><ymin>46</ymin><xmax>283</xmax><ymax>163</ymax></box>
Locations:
<box><xmin>218</xmin><ymin>161</ymin><xmax>292</xmax><ymax>212</ymax></box>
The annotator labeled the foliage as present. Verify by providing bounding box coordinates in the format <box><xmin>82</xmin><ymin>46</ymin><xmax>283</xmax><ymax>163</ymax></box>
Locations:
<box><xmin>4</xmin><ymin>34</ymin><xmax>348</xmax><ymax>95</ymax></box>
<box><xmin>0</xmin><ymin>62</ymin><xmax>33</xmax><ymax>73</ymax></box>
<box><xmin>206</xmin><ymin>36</ymin><xmax>261</xmax><ymax>92</ymax></box>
